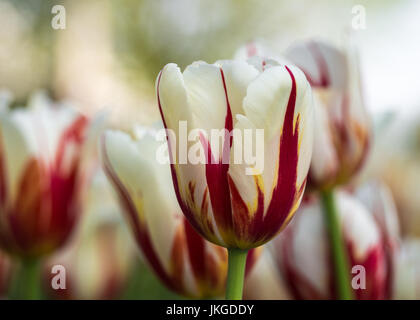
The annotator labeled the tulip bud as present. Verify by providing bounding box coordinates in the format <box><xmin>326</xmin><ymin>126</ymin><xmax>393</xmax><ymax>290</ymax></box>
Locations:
<box><xmin>286</xmin><ymin>40</ymin><xmax>371</xmax><ymax>190</ymax></box>
<box><xmin>273</xmin><ymin>192</ymin><xmax>388</xmax><ymax>299</ymax></box>
<box><xmin>101</xmin><ymin>128</ymin><xmax>260</xmax><ymax>298</ymax></box>
<box><xmin>45</xmin><ymin>171</ymin><xmax>136</xmax><ymax>300</ymax></box>
<box><xmin>0</xmin><ymin>93</ymin><xmax>95</xmax><ymax>258</ymax></box>
<box><xmin>156</xmin><ymin>59</ymin><xmax>314</xmax><ymax>249</ymax></box>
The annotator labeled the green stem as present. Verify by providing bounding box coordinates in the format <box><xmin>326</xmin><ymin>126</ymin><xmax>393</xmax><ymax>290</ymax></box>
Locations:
<box><xmin>321</xmin><ymin>189</ymin><xmax>354</xmax><ymax>300</ymax></box>
<box><xmin>225</xmin><ymin>248</ymin><xmax>248</xmax><ymax>300</ymax></box>
<box><xmin>9</xmin><ymin>258</ymin><xmax>42</xmax><ymax>300</ymax></box>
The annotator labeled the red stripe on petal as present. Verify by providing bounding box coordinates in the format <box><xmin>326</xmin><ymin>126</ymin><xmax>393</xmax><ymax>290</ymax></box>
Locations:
<box><xmin>255</xmin><ymin>66</ymin><xmax>301</xmax><ymax>243</ymax></box>
<box><xmin>55</xmin><ymin>115</ymin><xmax>88</xmax><ymax>173</ymax></box>
<box><xmin>346</xmin><ymin>241</ymin><xmax>387</xmax><ymax>300</ymax></box>
<box><xmin>307</xmin><ymin>41</ymin><xmax>330</xmax><ymax>87</ymax></box>
<box><xmin>47</xmin><ymin>115</ymin><xmax>89</xmax><ymax>252</ymax></box>
<box><xmin>184</xmin><ymin>217</ymin><xmax>206</xmax><ymax>284</ymax></box>
<box><xmin>200</xmin><ymin>69</ymin><xmax>234</xmax><ymax>243</ymax></box>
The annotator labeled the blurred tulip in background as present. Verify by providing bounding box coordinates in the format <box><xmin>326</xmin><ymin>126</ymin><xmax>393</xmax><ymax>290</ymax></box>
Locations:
<box><xmin>286</xmin><ymin>40</ymin><xmax>371</xmax><ymax>191</ymax></box>
<box><xmin>44</xmin><ymin>171</ymin><xmax>136</xmax><ymax>299</ymax></box>
<box><xmin>273</xmin><ymin>192</ymin><xmax>389</xmax><ymax>299</ymax></box>
<box><xmin>355</xmin><ymin>180</ymin><xmax>400</xmax><ymax>298</ymax></box>
<box><xmin>102</xmin><ymin>127</ymin><xmax>260</xmax><ymax>298</ymax></box>
<box><xmin>0</xmin><ymin>92</ymin><xmax>95</xmax><ymax>258</ymax></box>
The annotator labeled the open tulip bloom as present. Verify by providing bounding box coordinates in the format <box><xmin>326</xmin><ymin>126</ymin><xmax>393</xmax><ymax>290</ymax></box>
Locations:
<box><xmin>0</xmin><ymin>93</ymin><xmax>97</xmax><ymax>299</ymax></box>
<box><xmin>101</xmin><ymin>128</ymin><xmax>260</xmax><ymax>298</ymax></box>
<box><xmin>156</xmin><ymin>58</ymin><xmax>314</xmax><ymax>298</ymax></box>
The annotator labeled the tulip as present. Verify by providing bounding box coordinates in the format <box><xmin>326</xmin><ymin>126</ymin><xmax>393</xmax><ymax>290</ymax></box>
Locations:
<box><xmin>0</xmin><ymin>93</ymin><xmax>94</xmax><ymax>257</ymax></box>
<box><xmin>44</xmin><ymin>171</ymin><xmax>136</xmax><ymax>300</ymax></box>
<box><xmin>155</xmin><ymin>59</ymin><xmax>313</xmax><ymax>298</ymax></box>
<box><xmin>273</xmin><ymin>191</ymin><xmax>389</xmax><ymax>299</ymax></box>
<box><xmin>101</xmin><ymin>128</ymin><xmax>260</xmax><ymax>298</ymax></box>
<box><xmin>156</xmin><ymin>59</ymin><xmax>313</xmax><ymax>298</ymax></box>
<box><xmin>285</xmin><ymin>40</ymin><xmax>371</xmax><ymax>190</ymax></box>
<box><xmin>285</xmin><ymin>39</ymin><xmax>372</xmax><ymax>299</ymax></box>
<box><xmin>355</xmin><ymin>180</ymin><xmax>400</xmax><ymax>298</ymax></box>
<box><xmin>0</xmin><ymin>92</ymin><xmax>97</xmax><ymax>299</ymax></box>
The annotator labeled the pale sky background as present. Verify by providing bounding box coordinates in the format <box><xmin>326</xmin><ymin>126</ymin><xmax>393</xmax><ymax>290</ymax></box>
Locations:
<box><xmin>360</xmin><ymin>0</ymin><xmax>420</xmax><ymax>115</ymax></box>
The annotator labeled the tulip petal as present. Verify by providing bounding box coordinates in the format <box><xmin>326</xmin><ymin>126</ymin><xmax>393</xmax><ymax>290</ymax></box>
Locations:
<box><xmin>0</xmin><ymin>111</ymin><xmax>35</xmax><ymax>207</ymax></box>
<box><xmin>157</xmin><ymin>64</ymin><xmax>220</xmax><ymax>245</ymax></box>
<box><xmin>101</xmin><ymin>130</ymin><xmax>179</xmax><ymax>275</ymax></box>
<box><xmin>183</xmin><ymin>62</ymin><xmax>230</xmax><ymax>135</ymax></box>
<box><xmin>243</xmin><ymin>65</ymin><xmax>308</xmax><ymax>140</ymax></box>
<box><xmin>156</xmin><ymin>63</ymin><xmax>192</xmax><ymax>135</ymax></box>
<box><xmin>215</xmin><ymin>60</ymin><xmax>259</xmax><ymax>117</ymax></box>
<box><xmin>285</xmin><ymin>41</ymin><xmax>347</xmax><ymax>89</ymax></box>
<box><xmin>184</xmin><ymin>62</ymin><xmax>236</xmax><ymax>244</ymax></box>
<box><xmin>227</xmin><ymin>65</ymin><xmax>311</xmax><ymax>246</ymax></box>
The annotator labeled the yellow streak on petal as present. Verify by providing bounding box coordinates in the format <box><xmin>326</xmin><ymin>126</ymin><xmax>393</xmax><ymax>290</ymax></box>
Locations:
<box><xmin>133</xmin><ymin>195</ymin><xmax>145</xmax><ymax>226</ymax></box>
<box><xmin>277</xmin><ymin>182</ymin><xmax>305</xmax><ymax>235</ymax></box>
<box><xmin>247</xmin><ymin>174</ymin><xmax>264</xmax><ymax>218</ymax></box>
<box><xmin>181</xmin><ymin>178</ymin><xmax>220</xmax><ymax>245</ymax></box>
<box><xmin>297</xmin><ymin>114</ymin><xmax>303</xmax><ymax>151</ymax></box>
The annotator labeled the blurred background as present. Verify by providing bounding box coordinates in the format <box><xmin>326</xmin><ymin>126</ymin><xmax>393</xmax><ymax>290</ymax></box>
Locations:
<box><xmin>2</xmin><ymin>0</ymin><xmax>419</xmax><ymax>124</ymax></box>
<box><xmin>1</xmin><ymin>0</ymin><xmax>420</xmax><ymax>299</ymax></box>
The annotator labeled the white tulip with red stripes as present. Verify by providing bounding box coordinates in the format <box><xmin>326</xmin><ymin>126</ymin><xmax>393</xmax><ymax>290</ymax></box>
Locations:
<box><xmin>156</xmin><ymin>59</ymin><xmax>314</xmax><ymax>249</ymax></box>
<box><xmin>0</xmin><ymin>93</ymin><xmax>94</xmax><ymax>258</ymax></box>
<box><xmin>285</xmin><ymin>40</ymin><xmax>371</xmax><ymax>190</ymax></box>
